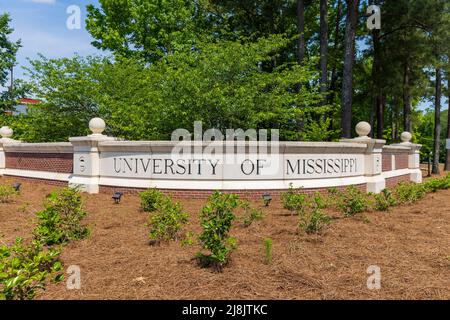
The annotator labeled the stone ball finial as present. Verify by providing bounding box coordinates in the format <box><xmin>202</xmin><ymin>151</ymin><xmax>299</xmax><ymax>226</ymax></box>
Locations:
<box><xmin>355</xmin><ymin>121</ymin><xmax>371</xmax><ymax>138</ymax></box>
<box><xmin>89</xmin><ymin>117</ymin><xmax>106</xmax><ymax>135</ymax></box>
<box><xmin>0</xmin><ymin>126</ymin><xmax>13</xmax><ymax>139</ymax></box>
<box><xmin>401</xmin><ymin>131</ymin><xmax>412</xmax><ymax>143</ymax></box>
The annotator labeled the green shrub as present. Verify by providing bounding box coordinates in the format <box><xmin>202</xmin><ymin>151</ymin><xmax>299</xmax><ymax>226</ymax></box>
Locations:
<box><xmin>34</xmin><ymin>188</ymin><xmax>89</xmax><ymax>245</ymax></box>
<box><xmin>281</xmin><ymin>184</ymin><xmax>307</xmax><ymax>213</ymax></box>
<box><xmin>424</xmin><ymin>174</ymin><xmax>450</xmax><ymax>192</ymax></box>
<box><xmin>373</xmin><ymin>188</ymin><xmax>397</xmax><ymax>211</ymax></box>
<box><xmin>140</xmin><ymin>188</ymin><xmax>164</xmax><ymax>212</ymax></box>
<box><xmin>298</xmin><ymin>197</ymin><xmax>331</xmax><ymax>234</ymax></box>
<box><xmin>327</xmin><ymin>187</ymin><xmax>338</xmax><ymax>195</ymax></box>
<box><xmin>196</xmin><ymin>191</ymin><xmax>239</xmax><ymax>272</ymax></box>
<box><xmin>394</xmin><ymin>182</ymin><xmax>427</xmax><ymax>204</ymax></box>
<box><xmin>313</xmin><ymin>191</ymin><xmax>327</xmax><ymax>209</ymax></box>
<box><xmin>336</xmin><ymin>186</ymin><xmax>368</xmax><ymax>217</ymax></box>
<box><xmin>0</xmin><ymin>185</ymin><xmax>19</xmax><ymax>203</ymax></box>
<box><xmin>0</xmin><ymin>238</ymin><xmax>63</xmax><ymax>300</ymax></box>
<box><xmin>240</xmin><ymin>200</ymin><xmax>264</xmax><ymax>227</ymax></box>
<box><xmin>147</xmin><ymin>195</ymin><xmax>189</xmax><ymax>244</ymax></box>
<box><xmin>264</xmin><ymin>238</ymin><xmax>273</xmax><ymax>264</ymax></box>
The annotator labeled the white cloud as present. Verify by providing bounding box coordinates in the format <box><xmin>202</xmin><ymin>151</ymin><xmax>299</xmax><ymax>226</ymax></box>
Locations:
<box><xmin>30</xmin><ymin>0</ymin><xmax>56</xmax><ymax>4</ymax></box>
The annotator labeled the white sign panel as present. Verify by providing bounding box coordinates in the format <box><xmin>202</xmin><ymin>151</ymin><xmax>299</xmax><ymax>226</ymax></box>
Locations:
<box><xmin>99</xmin><ymin>152</ymin><xmax>364</xmax><ymax>181</ymax></box>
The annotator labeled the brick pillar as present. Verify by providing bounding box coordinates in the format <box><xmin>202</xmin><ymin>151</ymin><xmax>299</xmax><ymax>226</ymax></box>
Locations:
<box><xmin>391</xmin><ymin>132</ymin><xmax>422</xmax><ymax>183</ymax></box>
<box><xmin>341</xmin><ymin>121</ymin><xmax>386</xmax><ymax>193</ymax></box>
<box><xmin>68</xmin><ymin>118</ymin><xmax>114</xmax><ymax>193</ymax></box>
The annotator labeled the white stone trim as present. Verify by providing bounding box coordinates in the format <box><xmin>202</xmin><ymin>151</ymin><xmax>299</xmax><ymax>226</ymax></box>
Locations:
<box><xmin>98</xmin><ymin>175</ymin><xmax>368</xmax><ymax>190</ymax></box>
<box><xmin>381</xmin><ymin>168</ymin><xmax>412</xmax><ymax>179</ymax></box>
<box><xmin>3</xmin><ymin>169</ymin><xmax>71</xmax><ymax>182</ymax></box>
<box><xmin>4</xmin><ymin>143</ymin><xmax>73</xmax><ymax>153</ymax></box>
<box><xmin>98</xmin><ymin>140</ymin><xmax>368</xmax><ymax>154</ymax></box>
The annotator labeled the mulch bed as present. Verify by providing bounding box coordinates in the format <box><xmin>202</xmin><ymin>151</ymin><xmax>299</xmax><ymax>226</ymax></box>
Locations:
<box><xmin>0</xmin><ymin>176</ymin><xmax>449</xmax><ymax>299</ymax></box>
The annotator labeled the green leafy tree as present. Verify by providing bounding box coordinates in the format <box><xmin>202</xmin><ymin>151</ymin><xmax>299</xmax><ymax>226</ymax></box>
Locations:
<box><xmin>0</xmin><ymin>13</ymin><xmax>23</xmax><ymax>112</ymax></box>
<box><xmin>10</xmin><ymin>35</ymin><xmax>327</xmax><ymax>142</ymax></box>
<box><xmin>86</xmin><ymin>0</ymin><xmax>208</xmax><ymax>63</ymax></box>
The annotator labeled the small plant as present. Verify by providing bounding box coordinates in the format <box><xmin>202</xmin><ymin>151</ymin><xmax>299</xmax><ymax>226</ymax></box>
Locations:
<box><xmin>180</xmin><ymin>231</ymin><xmax>195</xmax><ymax>247</ymax></box>
<box><xmin>147</xmin><ymin>195</ymin><xmax>189</xmax><ymax>244</ymax></box>
<box><xmin>140</xmin><ymin>188</ymin><xmax>164</xmax><ymax>212</ymax></box>
<box><xmin>327</xmin><ymin>187</ymin><xmax>338</xmax><ymax>195</ymax></box>
<box><xmin>196</xmin><ymin>191</ymin><xmax>239</xmax><ymax>272</ymax></box>
<box><xmin>424</xmin><ymin>174</ymin><xmax>450</xmax><ymax>192</ymax></box>
<box><xmin>281</xmin><ymin>184</ymin><xmax>307</xmax><ymax>213</ymax></box>
<box><xmin>33</xmin><ymin>188</ymin><xmax>89</xmax><ymax>245</ymax></box>
<box><xmin>0</xmin><ymin>185</ymin><xmax>19</xmax><ymax>203</ymax></box>
<box><xmin>0</xmin><ymin>237</ymin><xmax>63</xmax><ymax>300</ymax></box>
<box><xmin>336</xmin><ymin>186</ymin><xmax>368</xmax><ymax>217</ymax></box>
<box><xmin>394</xmin><ymin>182</ymin><xmax>427</xmax><ymax>204</ymax></box>
<box><xmin>298</xmin><ymin>197</ymin><xmax>331</xmax><ymax>234</ymax></box>
<box><xmin>373</xmin><ymin>188</ymin><xmax>396</xmax><ymax>211</ymax></box>
<box><xmin>241</xmin><ymin>200</ymin><xmax>264</xmax><ymax>227</ymax></box>
<box><xmin>313</xmin><ymin>191</ymin><xmax>327</xmax><ymax>209</ymax></box>
<box><xmin>264</xmin><ymin>238</ymin><xmax>273</xmax><ymax>264</ymax></box>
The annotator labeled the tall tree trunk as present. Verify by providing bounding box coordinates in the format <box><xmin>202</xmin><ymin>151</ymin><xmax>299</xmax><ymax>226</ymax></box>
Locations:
<box><xmin>372</xmin><ymin>26</ymin><xmax>383</xmax><ymax>139</ymax></box>
<box><xmin>393</xmin><ymin>95</ymin><xmax>400</xmax><ymax>141</ymax></box>
<box><xmin>376</xmin><ymin>95</ymin><xmax>384</xmax><ymax>139</ymax></box>
<box><xmin>319</xmin><ymin>0</ymin><xmax>328</xmax><ymax>100</ymax></box>
<box><xmin>432</xmin><ymin>67</ymin><xmax>442</xmax><ymax>174</ymax></box>
<box><xmin>328</xmin><ymin>0</ymin><xmax>342</xmax><ymax>133</ymax></box>
<box><xmin>370</xmin><ymin>96</ymin><xmax>376</xmax><ymax>138</ymax></box>
<box><xmin>341</xmin><ymin>0</ymin><xmax>359</xmax><ymax>138</ymax></box>
<box><xmin>329</xmin><ymin>0</ymin><xmax>342</xmax><ymax>105</ymax></box>
<box><xmin>445</xmin><ymin>78</ymin><xmax>450</xmax><ymax>171</ymax></box>
<box><xmin>297</xmin><ymin>0</ymin><xmax>305</xmax><ymax>65</ymax></box>
<box><xmin>403</xmin><ymin>59</ymin><xmax>412</xmax><ymax>133</ymax></box>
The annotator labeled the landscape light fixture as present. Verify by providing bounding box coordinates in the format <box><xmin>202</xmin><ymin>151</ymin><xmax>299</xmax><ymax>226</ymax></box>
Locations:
<box><xmin>262</xmin><ymin>193</ymin><xmax>272</xmax><ymax>207</ymax></box>
<box><xmin>112</xmin><ymin>192</ymin><xmax>123</xmax><ymax>204</ymax></box>
<box><xmin>12</xmin><ymin>182</ymin><xmax>21</xmax><ymax>192</ymax></box>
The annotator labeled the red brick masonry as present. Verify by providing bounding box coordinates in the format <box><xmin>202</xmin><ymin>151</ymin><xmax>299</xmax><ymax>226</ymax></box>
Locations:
<box><xmin>385</xmin><ymin>174</ymin><xmax>410</xmax><ymax>188</ymax></box>
<box><xmin>382</xmin><ymin>152</ymin><xmax>409</xmax><ymax>171</ymax></box>
<box><xmin>99</xmin><ymin>184</ymin><xmax>368</xmax><ymax>200</ymax></box>
<box><xmin>382</xmin><ymin>153</ymin><xmax>392</xmax><ymax>171</ymax></box>
<box><xmin>395</xmin><ymin>154</ymin><xmax>409</xmax><ymax>169</ymax></box>
<box><xmin>5</xmin><ymin>152</ymin><xmax>73</xmax><ymax>174</ymax></box>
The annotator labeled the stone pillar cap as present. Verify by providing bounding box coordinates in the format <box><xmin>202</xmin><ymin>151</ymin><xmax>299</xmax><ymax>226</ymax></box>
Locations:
<box><xmin>400</xmin><ymin>131</ymin><xmax>412</xmax><ymax>143</ymax></box>
<box><xmin>89</xmin><ymin>117</ymin><xmax>106</xmax><ymax>136</ymax></box>
<box><xmin>0</xmin><ymin>126</ymin><xmax>13</xmax><ymax>139</ymax></box>
<box><xmin>355</xmin><ymin>121</ymin><xmax>371</xmax><ymax>139</ymax></box>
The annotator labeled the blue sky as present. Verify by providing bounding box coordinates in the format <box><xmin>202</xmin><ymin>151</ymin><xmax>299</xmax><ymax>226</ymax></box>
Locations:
<box><xmin>1</xmin><ymin>0</ymin><xmax>102</xmax><ymax>80</ymax></box>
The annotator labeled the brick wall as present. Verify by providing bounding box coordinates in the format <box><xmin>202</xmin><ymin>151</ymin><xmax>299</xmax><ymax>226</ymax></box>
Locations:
<box><xmin>385</xmin><ymin>174</ymin><xmax>410</xmax><ymax>188</ymax></box>
<box><xmin>382</xmin><ymin>153</ymin><xmax>392</xmax><ymax>172</ymax></box>
<box><xmin>99</xmin><ymin>184</ymin><xmax>368</xmax><ymax>200</ymax></box>
<box><xmin>382</xmin><ymin>151</ymin><xmax>409</xmax><ymax>171</ymax></box>
<box><xmin>395</xmin><ymin>154</ymin><xmax>409</xmax><ymax>169</ymax></box>
<box><xmin>5</xmin><ymin>152</ymin><xmax>73</xmax><ymax>173</ymax></box>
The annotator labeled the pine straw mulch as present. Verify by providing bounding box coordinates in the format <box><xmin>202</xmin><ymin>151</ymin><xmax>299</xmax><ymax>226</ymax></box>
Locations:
<box><xmin>0</xmin><ymin>176</ymin><xmax>449</xmax><ymax>300</ymax></box>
